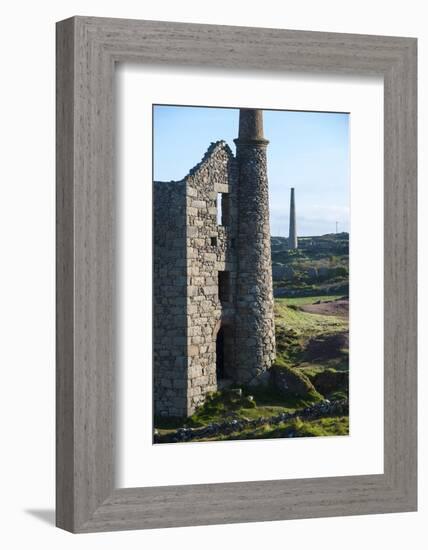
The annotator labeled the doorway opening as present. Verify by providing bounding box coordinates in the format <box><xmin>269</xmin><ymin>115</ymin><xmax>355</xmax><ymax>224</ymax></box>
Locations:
<box><xmin>216</xmin><ymin>326</ymin><xmax>225</xmax><ymax>380</ymax></box>
<box><xmin>216</xmin><ymin>324</ymin><xmax>234</xmax><ymax>384</ymax></box>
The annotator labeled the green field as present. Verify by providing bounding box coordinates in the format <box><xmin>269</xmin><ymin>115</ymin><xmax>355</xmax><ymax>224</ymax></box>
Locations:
<box><xmin>275</xmin><ymin>297</ymin><xmax>347</xmax><ymax>336</ymax></box>
<box><xmin>274</xmin><ymin>295</ymin><xmax>349</xmax><ymax>398</ymax></box>
<box><xmin>197</xmin><ymin>416</ymin><xmax>350</xmax><ymax>442</ymax></box>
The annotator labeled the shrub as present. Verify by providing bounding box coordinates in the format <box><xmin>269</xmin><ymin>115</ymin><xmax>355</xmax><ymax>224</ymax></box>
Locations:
<box><xmin>305</xmin><ymin>332</ymin><xmax>348</xmax><ymax>360</ymax></box>
<box><xmin>311</xmin><ymin>369</ymin><xmax>349</xmax><ymax>396</ymax></box>
<box><xmin>334</xmin><ymin>266</ymin><xmax>348</xmax><ymax>278</ymax></box>
<box><xmin>241</xmin><ymin>396</ymin><xmax>257</xmax><ymax>408</ymax></box>
<box><xmin>270</xmin><ymin>358</ymin><xmax>322</xmax><ymax>400</ymax></box>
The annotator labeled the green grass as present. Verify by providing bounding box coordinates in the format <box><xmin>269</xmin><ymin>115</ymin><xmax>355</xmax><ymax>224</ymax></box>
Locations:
<box><xmin>275</xmin><ymin>298</ymin><xmax>347</xmax><ymax>338</ymax></box>
<box><xmin>247</xmin><ymin>384</ymin><xmax>322</xmax><ymax>409</ymax></box>
<box><xmin>298</xmin><ymin>360</ymin><xmax>348</xmax><ymax>376</ymax></box>
<box><xmin>274</xmin><ymin>295</ymin><xmax>349</xmax><ymax>402</ymax></box>
<box><xmin>298</xmin><ymin>362</ymin><xmax>349</xmax><ymax>376</ymax></box>
<box><xmin>155</xmin><ymin>385</ymin><xmax>323</xmax><ymax>435</ymax></box>
<box><xmin>274</xmin><ymin>299</ymin><xmax>348</xmax><ymax>367</ymax></box>
<box><xmin>197</xmin><ymin>416</ymin><xmax>349</xmax><ymax>442</ymax></box>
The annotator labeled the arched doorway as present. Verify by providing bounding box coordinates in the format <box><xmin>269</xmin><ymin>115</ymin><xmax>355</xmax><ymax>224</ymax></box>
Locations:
<box><xmin>215</xmin><ymin>323</ymin><xmax>234</xmax><ymax>384</ymax></box>
<box><xmin>216</xmin><ymin>326</ymin><xmax>226</xmax><ymax>380</ymax></box>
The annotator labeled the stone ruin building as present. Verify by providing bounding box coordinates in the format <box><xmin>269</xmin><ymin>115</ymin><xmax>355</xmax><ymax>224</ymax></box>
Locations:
<box><xmin>154</xmin><ymin>109</ymin><xmax>276</xmax><ymax>417</ymax></box>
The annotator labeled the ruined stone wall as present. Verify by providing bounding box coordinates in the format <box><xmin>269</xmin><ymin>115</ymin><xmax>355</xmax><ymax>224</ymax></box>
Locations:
<box><xmin>184</xmin><ymin>141</ymin><xmax>238</xmax><ymax>414</ymax></box>
<box><xmin>153</xmin><ymin>181</ymin><xmax>188</xmax><ymax>417</ymax></box>
<box><xmin>153</xmin><ymin>142</ymin><xmax>238</xmax><ymax>417</ymax></box>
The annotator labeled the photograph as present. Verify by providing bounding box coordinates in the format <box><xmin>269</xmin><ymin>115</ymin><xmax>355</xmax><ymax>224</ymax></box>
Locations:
<box><xmin>153</xmin><ymin>105</ymin><xmax>350</xmax><ymax>443</ymax></box>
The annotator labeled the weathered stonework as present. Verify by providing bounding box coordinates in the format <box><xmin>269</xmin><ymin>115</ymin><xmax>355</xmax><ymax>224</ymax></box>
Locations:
<box><xmin>154</xmin><ymin>109</ymin><xmax>276</xmax><ymax>418</ymax></box>
<box><xmin>153</xmin><ymin>180</ymin><xmax>188</xmax><ymax>416</ymax></box>
<box><xmin>234</xmin><ymin>109</ymin><xmax>276</xmax><ymax>384</ymax></box>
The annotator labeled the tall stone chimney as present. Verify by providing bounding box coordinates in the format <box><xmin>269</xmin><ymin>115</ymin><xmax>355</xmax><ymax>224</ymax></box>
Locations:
<box><xmin>234</xmin><ymin>109</ymin><xmax>276</xmax><ymax>384</ymax></box>
<box><xmin>288</xmin><ymin>187</ymin><xmax>298</xmax><ymax>249</ymax></box>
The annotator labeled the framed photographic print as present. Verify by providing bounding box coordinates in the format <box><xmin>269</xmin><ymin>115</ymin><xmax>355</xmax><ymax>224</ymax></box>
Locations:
<box><xmin>150</xmin><ymin>104</ymin><xmax>351</xmax><ymax>445</ymax></box>
<box><xmin>56</xmin><ymin>16</ymin><xmax>417</xmax><ymax>532</ymax></box>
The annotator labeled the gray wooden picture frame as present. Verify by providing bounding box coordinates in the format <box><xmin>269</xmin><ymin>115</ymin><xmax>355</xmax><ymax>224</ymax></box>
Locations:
<box><xmin>56</xmin><ymin>16</ymin><xmax>417</xmax><ymax>533</ymax></box>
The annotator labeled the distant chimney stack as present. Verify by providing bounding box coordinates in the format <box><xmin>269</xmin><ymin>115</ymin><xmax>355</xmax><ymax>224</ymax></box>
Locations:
<box><xmin>288</xmin><ymin>188</ymin><xmax>298</xmax><ymax>249</ymax></box>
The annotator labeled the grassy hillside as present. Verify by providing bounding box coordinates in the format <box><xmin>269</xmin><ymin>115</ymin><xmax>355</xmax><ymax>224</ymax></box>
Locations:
<box><xmin>271</xmin><ymin>233</ymin><xmax>349</xmax><ymax>297</ymax></box>
<box><xmin>274</xmin><ymin>295</ymin><xmax>349</xmax><ymax>401</ymax></box>
<box><xmin>195</xmin><ymin>416</ymin><xmax>349</xmax><ymax>442</ymax></box>
<box><xmin>154</xmin><ymin>233</ymin><xmax>349</xmax><ymax>443</ymax></box>
<box><xmin>155</xmin><ymin>293</ymin><xmax>349</xmax><ymax>443</ymax></box>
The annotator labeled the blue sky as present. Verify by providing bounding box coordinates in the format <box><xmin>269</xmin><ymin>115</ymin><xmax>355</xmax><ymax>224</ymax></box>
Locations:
<box><xmin>153</xmin><ymin>105</ymin><xmax>349</xmax><ymax>237</ymax></box>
